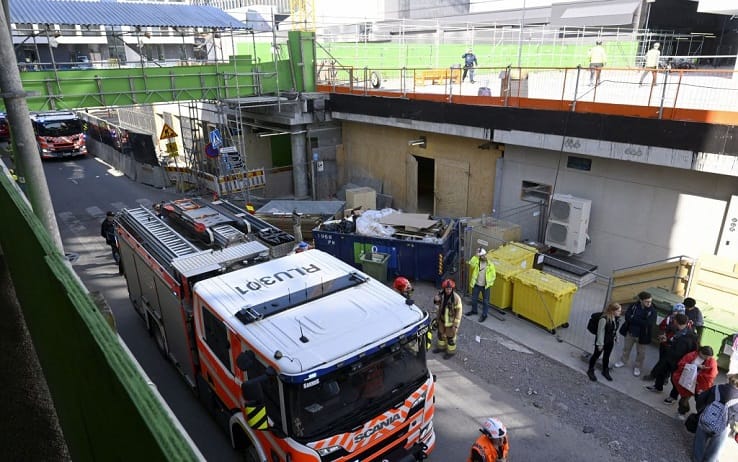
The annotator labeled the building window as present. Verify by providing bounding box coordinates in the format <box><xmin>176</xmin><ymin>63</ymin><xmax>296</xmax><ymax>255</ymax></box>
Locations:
<box><xmin>521</xmin><ymin>180</ymin><xmax>552</xmax><ymax>203</ymax></box>
<box><xmin>201</xmin><ymin>306</ymin><xmax>232</xmax><ymax>371</ymax></box>
<box><xmin>566</xmin><ymin>156</ymin><xmax>592</xmax><ymax>171</ymax></box>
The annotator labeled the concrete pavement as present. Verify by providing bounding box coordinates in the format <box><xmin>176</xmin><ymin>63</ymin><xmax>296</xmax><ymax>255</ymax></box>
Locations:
<box><xmin>406</xmin><ymin>278</ymin><xmax>738</xmax><ymax>461</ymax></box>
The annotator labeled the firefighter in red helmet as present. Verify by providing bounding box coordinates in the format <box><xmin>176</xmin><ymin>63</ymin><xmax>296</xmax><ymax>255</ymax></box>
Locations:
<box><xmin>393</xmin><ymin>276</ymin><xmax>413</xmax><ymax>298</ymax></box>
<box><xmin>433</xmin><ymin>278</ymin><xmax>463</xmax><ymax>359</ymax></box>
<box><xmin>468</xmin><ymin>417</ymin><xmax>509</xmax><ymax>462</ymax></box>
<box><xmin>393</xmin><ymin>276</ymin><xmax>434</xmax><ymax>350</ymax></box>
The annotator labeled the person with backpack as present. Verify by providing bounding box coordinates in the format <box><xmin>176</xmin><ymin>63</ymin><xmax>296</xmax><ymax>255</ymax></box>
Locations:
<box><xmin>693</xmin><ymin>375</ymin><xmax>738</xmax><ymax>462</ymax></box>
<box><xmin>615</xmin><ymin>291</ymin><xmax>657</xmax><ymax>377</ymax></box>
<box><xmin>587</xmin><ymin>302</ymin><xmax>621</xmax><ymax>382</ymax></box>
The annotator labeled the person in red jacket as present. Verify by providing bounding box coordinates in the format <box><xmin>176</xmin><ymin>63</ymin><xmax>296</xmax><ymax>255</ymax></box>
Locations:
<box><xmin>468</xmin><ymin>417</ymin><xmax>509</xmax><ymax>462</ymax></box>
<box><xmin>667</xmin><ymin>346</ymin><xmax>717</xmax><ymax>418</ymax></box>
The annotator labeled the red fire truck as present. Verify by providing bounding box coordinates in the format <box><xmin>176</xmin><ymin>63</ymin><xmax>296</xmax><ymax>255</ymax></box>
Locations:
<box><xmin>29</xmin><ymin>111</ymin><xmax>87</xmax><ymax>159</ymax></box>
<box><xmin>115</xmin><ymin>206</ymin><xmax>436</xmax><ymax>461</ymax></box>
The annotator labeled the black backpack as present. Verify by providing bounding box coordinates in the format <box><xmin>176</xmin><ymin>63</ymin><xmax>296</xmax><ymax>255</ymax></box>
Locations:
<box><xmin>587</xmin><ymin>312</ymin><xmax>603</xmax><ymax>335</ymax></box>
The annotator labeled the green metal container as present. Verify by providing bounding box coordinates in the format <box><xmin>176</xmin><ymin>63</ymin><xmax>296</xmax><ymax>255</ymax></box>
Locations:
<box><xmin>701</xmin><ymin>304</ymin><xmax>738</xmax><ymax>371</ymax></box>
<box><xmin>360</xmin><ymin>252</ymin><xmax>390</xmax><ymax>282</ymax></box>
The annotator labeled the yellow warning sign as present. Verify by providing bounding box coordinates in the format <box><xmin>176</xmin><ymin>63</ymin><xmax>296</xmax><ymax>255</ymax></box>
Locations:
<box><xmin>166</xmin><ymin>142</ymin><xmax>179</xmax><ymax>157</ymax></box>
<box><xmin>159</xmin><ymin>123</ymin><xmax>178</xmax><ymax>140</ymax></box>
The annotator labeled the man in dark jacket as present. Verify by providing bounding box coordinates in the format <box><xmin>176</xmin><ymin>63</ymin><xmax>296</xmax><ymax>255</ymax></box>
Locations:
<box><xmin>683</xmin><ymin>297</ymin><xmax>704</xmax><ymax>342</ymax></box>
<box><xmin>646</xmin><ymin>313</ymin><xmax>698</xmax><ymax>392</ymax></box>
<box><xmin>614</xmin><ymin>291</ymin><xmax>656</xmax><ymax>377</ymax></box>
<box><xmin>100</xmin><ymin>211</ymin><xmax>120</xmax><ymax>264</ymax></box>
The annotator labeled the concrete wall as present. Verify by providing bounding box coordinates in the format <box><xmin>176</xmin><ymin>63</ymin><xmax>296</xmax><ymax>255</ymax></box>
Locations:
<box><xmin>341</xmin><ymin>121</ymin><xmax>501</xmax><ymax>216</ymax></box>
<box><xmin>498</xmin><ymin>145</ymin><xmax>738</xmax><ymax>275</ymax></box>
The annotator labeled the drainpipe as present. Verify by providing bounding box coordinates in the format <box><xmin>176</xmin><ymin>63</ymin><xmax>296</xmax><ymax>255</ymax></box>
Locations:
<box><xmin>0</xmin><ymin>1</ymin><xmax>64</xmax><ymax>253</ymax></box>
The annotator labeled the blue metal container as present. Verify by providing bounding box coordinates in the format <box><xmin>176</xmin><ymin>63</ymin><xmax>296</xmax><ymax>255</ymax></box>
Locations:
<box><xmin>313</xmin><ymin>219</ymin><xmax>459</xmax><ymax>286</ymax></box>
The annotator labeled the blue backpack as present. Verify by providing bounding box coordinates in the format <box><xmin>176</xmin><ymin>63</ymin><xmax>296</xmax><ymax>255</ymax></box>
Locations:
<box><xmin>699</xmin><ymin>386</ymin><xmax>738</xmax><ymax>435</ymax></box>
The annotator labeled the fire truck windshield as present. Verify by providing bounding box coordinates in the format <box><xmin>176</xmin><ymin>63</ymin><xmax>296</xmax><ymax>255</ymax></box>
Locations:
<box><xmin>285</xmin><ymin>334</ymin><xmax>428</xmax><ymax>441</ymax></box>
<box><xmin>35</xmin><ymin>118</ymin><xmax>83</xmax><ymax>137</ymax></box>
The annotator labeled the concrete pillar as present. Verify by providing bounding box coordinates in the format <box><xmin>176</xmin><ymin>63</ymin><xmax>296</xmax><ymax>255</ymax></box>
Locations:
<box><xmin>291</xmin><ymin>131</ymin><xmax>309</xmax><ymax>198</ymax></box>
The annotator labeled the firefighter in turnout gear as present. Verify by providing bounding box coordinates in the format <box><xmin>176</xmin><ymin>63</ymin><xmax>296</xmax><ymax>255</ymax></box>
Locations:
<box><xmin>393</xmin><ymin>276</ymin><xmax>414</xmax><ymax>298</ymax></box>
<box><xmin>468</xmin><ymin>417</ymin><xmax>510</xmax><ymax>462</ymax></box>
<box><xmin>394</xmin><ymin>276</ymin><xmax>434</xmax><ymax>351</ymax></box>
<box><xmin>433</xmin><ymin>278</ymin><xmax>463</xmax><ymax>359</ymax></box>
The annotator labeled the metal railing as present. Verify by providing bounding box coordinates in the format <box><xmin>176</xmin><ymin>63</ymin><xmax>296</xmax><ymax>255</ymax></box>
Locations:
<box><xmin>317</xmin><ymin>63</ymin><xmax>738</xmax><ymax>125</ymax></box>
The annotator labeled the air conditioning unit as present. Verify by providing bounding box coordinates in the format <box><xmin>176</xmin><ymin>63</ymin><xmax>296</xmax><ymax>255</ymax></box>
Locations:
<box><xmin>545</xmin><ymin>194</ymin><xmax>592</xmax><ymax>254</ymax></box>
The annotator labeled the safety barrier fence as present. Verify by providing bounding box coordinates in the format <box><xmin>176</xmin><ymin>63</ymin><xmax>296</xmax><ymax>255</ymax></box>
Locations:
<box><xmin>317</xmin><ymin>65</ymin><xmax>738</xmax><ymax>126</ymax></box>
<box><xmin>0</xmin><ymin>163</ymin><xmax>202</xmax><ymax>460</ymax></box>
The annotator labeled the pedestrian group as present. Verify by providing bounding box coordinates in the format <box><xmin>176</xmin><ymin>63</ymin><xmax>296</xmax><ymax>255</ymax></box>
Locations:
<box><xmin>587</xmin><ymin>291</ymin><xmax>737</xmax><ymax>462</ymax></box>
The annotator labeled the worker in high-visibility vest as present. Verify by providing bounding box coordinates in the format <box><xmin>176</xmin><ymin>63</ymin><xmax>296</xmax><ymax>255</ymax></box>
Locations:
<box><xmin>433</xmin><ymin>278</ymin><xmax>463</xmax><ymax>359</ymax></box>
<box><xmin>468</xmin><ymin>417</ymin><xmax>510</xmax><ymax>462</ymax></box>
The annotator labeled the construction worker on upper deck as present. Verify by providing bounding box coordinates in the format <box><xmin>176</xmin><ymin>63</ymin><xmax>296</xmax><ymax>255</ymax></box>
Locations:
<box><xmin>587</xmin><ymin>40</ymin><xmax>607</xmax><ymax>86</ymax></box>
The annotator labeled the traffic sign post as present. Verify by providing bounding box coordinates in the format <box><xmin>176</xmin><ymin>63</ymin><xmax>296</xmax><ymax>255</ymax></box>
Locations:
<box><xmin>159</xmin><ymin>124</ymin><xmax>181</xmax><ymax>191</ymax></box>
<box><xmin>209</xmin><ymin>129</ymin><xmax>223</xmax><ymax>149</ymax></box>
<box><xmin>159</xmin><ymin>124</ymin><xmax>178</xmax><ymax>140</ymax></box>
<box><xmin>166</xmin><ymin>142</ymin><xmax>179</xmax><ymax>157</ymax></box>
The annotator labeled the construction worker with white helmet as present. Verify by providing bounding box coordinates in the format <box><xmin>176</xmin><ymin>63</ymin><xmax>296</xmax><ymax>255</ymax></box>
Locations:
<box><xmin>639</xmin><ymin>42</ymin><xmax>662</xmax><ymax>86</ymax></box>
<box><xmin>468</xmin><ymin>417</ymin><xmax>510</xmax><ymax>462</ymax></box>
<box><xmin>433</xmin><ymin>278</ymin><xmax>463</xmax><ymax>359</ymax></box>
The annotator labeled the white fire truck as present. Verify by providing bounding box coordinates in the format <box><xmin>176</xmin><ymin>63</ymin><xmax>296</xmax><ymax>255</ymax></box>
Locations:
<box><xmin>115</xmin><ymin>206</ymin><xmax>436</xmax><ymax>461</ymax></box>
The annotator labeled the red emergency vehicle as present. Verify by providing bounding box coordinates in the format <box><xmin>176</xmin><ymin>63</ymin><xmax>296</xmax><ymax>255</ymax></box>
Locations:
<box><xmin>115</xmin><ymin>206</ymin><xmax>436</xmax><ymax>461</ymax></box>
<box><xmin>29</xmin><ymin>111</ymin><xmax>87</xmax><ymax>159</ymax></box>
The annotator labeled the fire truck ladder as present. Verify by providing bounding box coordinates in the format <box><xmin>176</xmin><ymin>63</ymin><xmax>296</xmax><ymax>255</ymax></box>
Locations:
<box><xmin>210</xmin><ymin>223</ymin><xmax>247</xmax><ymax>248</ymax></box>
<box><xmin>120</xmin><ymin>207</ymin><xmax>199</xmax><ymax>263</ymax></box>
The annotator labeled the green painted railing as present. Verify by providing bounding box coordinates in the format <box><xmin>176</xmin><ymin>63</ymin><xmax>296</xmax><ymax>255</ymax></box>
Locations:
<box><xmin>0</xmin><ymin>169</ymin><xmax>204</xmax><ymax>460</ymax></box>
<box><xmin>6</xmin><ymin>31</ymin><xmax>316</xmax><ymax>112</ymax></box>
<box><xmin>0</xmin><ymin>31</ymin><xmax>318</xmax><ymax>458</ymax></box>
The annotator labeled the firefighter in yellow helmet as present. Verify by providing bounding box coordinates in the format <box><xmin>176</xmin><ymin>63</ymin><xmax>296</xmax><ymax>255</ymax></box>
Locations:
<box><xmin>433</xmin><ymin>278</ymin><xmax>463</xmax><ymax>359</ymax></box>
<box><xmin>468</xmin><ymin>417</ymin><xmax>509</xmax><ymax>462</ymax></box>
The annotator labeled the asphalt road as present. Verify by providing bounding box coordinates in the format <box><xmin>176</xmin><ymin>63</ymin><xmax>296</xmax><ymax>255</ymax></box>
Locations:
<box><xmin>43</xmin><ymin>155</ymin><xmax>631</xmax><ymax>461</ymax></box>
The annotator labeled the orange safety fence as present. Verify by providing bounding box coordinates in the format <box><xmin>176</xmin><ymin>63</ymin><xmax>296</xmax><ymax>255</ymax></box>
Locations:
<box><xmin>316</xmin><ymin>65</ymin><xmax>738</xmax><ymax>126</ymax></box>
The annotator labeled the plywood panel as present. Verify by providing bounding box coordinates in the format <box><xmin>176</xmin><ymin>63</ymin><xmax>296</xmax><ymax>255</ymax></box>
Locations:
<box><xmin>435</xmin><ymin>158</ymin><xmax>469</xmax><ymax>217</ymax></box>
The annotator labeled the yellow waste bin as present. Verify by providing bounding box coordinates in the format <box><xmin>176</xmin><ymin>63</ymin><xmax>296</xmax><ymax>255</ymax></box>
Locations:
<box><xmin>489</xmin><ymin>242</ymin><xmax>537</xmax><ymax>270</ymax></box>
<box><xmin>489</xmin><ymin>258</ymin><xmax>524</xmax><ymax>309</ymax></box>
<box><xmin>512</xmin><ymin>269</ymin><xmax>578</xmax><ymax>333</ymax></box>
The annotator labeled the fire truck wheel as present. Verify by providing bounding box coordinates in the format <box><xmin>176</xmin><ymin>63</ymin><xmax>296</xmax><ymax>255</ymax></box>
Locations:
<box><xmin>151</xmin><ymin>321</ymin><xmax>167</xmax><ymax>358</ymax></box>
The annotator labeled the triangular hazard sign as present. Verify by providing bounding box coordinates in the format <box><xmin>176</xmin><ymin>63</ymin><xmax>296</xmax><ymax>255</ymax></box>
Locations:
<box><xmin>159</xmin><ymin>123</ymin><xmax>178</xmax><ymax>140</ymax></box>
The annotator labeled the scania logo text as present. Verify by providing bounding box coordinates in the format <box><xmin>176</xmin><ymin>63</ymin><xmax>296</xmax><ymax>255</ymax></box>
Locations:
<box><xmin>353</xmin><ymin>414</ymin><xmax>401</xmax><ymax>442</ymax></box>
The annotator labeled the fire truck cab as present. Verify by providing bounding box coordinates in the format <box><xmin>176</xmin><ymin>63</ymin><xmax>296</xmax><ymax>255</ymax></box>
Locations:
<box><xmin>29</xmin><ymin>111</ymin><xmax>87</xmax><ymax>159</ymax></box>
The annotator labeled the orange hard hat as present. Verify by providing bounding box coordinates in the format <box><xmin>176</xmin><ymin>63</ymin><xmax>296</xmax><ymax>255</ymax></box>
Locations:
<box><xmin>441</xmin><ymin>278</ymin><xmax>456</xmax><ymax>289</ymax></box>
<box><xmin>393</xmin><ymin>276</ymin><xmax>412</xmax><ymax>293</ymax></box>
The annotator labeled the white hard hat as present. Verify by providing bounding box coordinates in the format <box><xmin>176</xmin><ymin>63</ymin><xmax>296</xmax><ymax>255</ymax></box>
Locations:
<box><xmin>477</xmin><ymin>248</ymin><xmax>487</xmax><ymax>257</ymax></box>
<box><xmin>653</xmin><ymin>43</ymin><xmax>660</xmax><ymax>48</ymax></box>
<box><xmin>483</xmin><ymin>417</ymin><xmax>507</xmax><ymax>438</ymax></box>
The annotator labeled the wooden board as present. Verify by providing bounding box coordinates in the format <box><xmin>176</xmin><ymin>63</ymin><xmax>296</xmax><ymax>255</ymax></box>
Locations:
<box><xmin>379</xmin><ymin>212</ymin><xmax>438</xmax><ymax>231</ymax></box>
